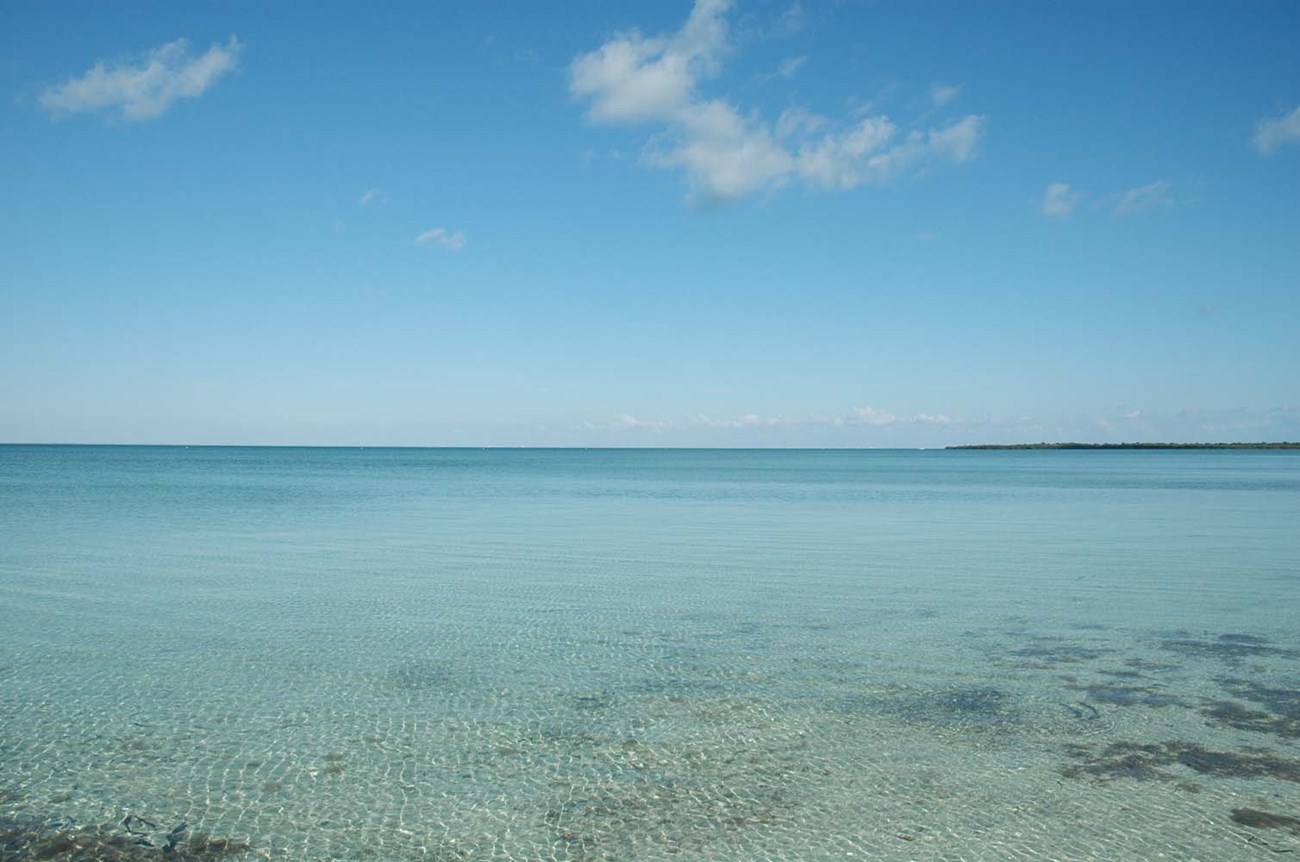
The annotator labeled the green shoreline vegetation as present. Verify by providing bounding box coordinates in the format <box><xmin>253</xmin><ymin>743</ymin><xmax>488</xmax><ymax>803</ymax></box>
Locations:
<box><xmin>947</xmin><ymin>442</ymin><xmax>1300</xmax><ymax>450</ymax></box>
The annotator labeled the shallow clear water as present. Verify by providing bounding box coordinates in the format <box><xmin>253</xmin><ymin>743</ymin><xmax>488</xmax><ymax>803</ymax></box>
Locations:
<box><xmin>2</xmin><ymin>446</ymin><xmax>1298</xmax><ymax>860</ymax></box>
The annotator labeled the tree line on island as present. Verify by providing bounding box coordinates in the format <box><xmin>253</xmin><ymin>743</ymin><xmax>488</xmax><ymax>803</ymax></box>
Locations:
<box><xmin>946</xmin><ymin>442</ymin><xmax>1300</xmax><ymax>450</ymax></box>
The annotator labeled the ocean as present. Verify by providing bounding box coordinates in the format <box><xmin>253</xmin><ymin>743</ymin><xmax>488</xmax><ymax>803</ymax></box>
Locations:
<box><xmin>1</xmin><ymin>446</ymin><xmax>1297</xmax><ymax>860</ymax></box>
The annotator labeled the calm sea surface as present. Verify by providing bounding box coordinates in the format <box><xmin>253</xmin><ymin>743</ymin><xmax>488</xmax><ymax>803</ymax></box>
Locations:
<box><xmin>2</xmin><ymin>446</ymin><xmax>1298</xmax><ymax>860</ymax></box>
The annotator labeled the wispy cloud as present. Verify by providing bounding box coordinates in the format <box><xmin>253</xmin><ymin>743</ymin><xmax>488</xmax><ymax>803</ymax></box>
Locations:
<box><xmin>40</xmin><ymin>37</ymin><xmax>241</xmax><ymax>121</ymax></box>
<box><xmin>697</xmin><ymin>412</ymin><xmax>797</xmax><ymax>429</ymax></box>
<box><xmin>1091</xmin><ymin>405</ymin><xmax>1300</xmax><ymax>440</ymax></box>
<box><xmin>1041</xmin><ymin>182</ymin><xmax>1082</xmax><ymax>219</ymax></box>
<box><xmin>1112</xmin><ymin>181</ymin><xmax>1173</xmax><ymax>217</ymax></box>
<box><xmin>414</xmin><ymin>227</ymin><xmax>467</xmax><ymax>251</ymax></box>
<box><xmin>359</xmin><ymin>188</ymin><xmax>383</xmax><ymax>207</ymax></box>
<box><xmin>569</xmin><ymin>0</ymin><xmax>986</xmax><ymax>206</ymax></box>
<box><xmin>616</xmin><ymin>413</ymin><xmax>672</xmax><ymax>431</ymax></box>
<box><xmin>929</xmin><ymin>83</ymin><xmax>962</xmax><ymax>107</ymax></box>
<box><xmin>610</xmin><ymin>405</ymin><xmax>965</xmax><ymax>432</ymax></box>
<box><xmin>777</xmin><ymin>2</ymin><xmax>806</xmax><ymax>36</ymax></box>
<box><xmin>1253</xmin><ymin>106</ymin><xmax>1300</xmax><ymax>155</ymax></box>
<box><xmin>766</xmin><ymin>55</ymin><xmax>807</xmax><ymax>81</ymax></box>
<box><xmin>830</xmin><ymin>406</ymin><xmax>956</xmax><ymax>427</ymax></box>
<box><xmin>587</xmin><ymin>403</ymin><xmax>1300</xmax><ymax>443</ymax></box>
<box><xmin>586</xmin><ymin>413</ymin><xmax>674</xmax><ymax>433</ymax></box>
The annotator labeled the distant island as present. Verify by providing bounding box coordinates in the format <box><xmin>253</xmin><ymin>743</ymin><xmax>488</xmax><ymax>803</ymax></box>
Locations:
<box><xmin>946</xmin><ymin>442</ymin><xmax>1300</xmax><ymax>450</ymax></box>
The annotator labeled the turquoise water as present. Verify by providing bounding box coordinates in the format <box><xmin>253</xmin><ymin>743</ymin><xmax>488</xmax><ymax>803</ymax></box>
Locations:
<box><xmin>1</xmin><ymin>446</ymin><xmax>1298</xmax><ymax>860</ymax></box>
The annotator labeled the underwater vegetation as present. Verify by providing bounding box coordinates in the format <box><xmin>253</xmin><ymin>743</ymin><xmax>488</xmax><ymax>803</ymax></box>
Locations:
<box><xmin>1202</xmin><ymin>678</ymin><xmax>1300</xmax><ymax>739</ymax></box>
<box><xmin>1008</xmin><ymin>642</ymin><xmax>1113</xmax><ymax>666</ymax></box>
<box><xmin>1159</xmin><ymin>633</ymin><xmax>1300</xmax><ymax>666</ymax></box>
<box><xmin>836</xmin><ymin>685</ymin><xmax>1020</xmax><ymax>732</ymax></box>
<box><xmin>1230</xmin><ymin>808</ymin><xmax>1300</xmax><ymax>854</ymax></box>
<box><xmin>1232</xmin><ymin>808</ymin><xmax>1300</xmax><ymax>835</ymax></box>
<box><xmin>1202</xmin><ymin>700</ymin><xmax>1298</xmax><ymax>739</ymax></box>
<box><xmin>1061</xmin><ymin>740</ymin><xmax>1300</xmax><ymax>784</ymax></box>
<box><xmin>1060</xmin><ymin>679</ymin><xmax>1184</xmax><ymax>708</ymax></box>
<box><xmin>0</xmin><ymin>813</ymin><xmax>254</xmax><ymax>861</ymax></box>
<box><xmin>1005</xmin><ymin>629</ymin><xmax>1299</xmax><ymax>742</ymax></box>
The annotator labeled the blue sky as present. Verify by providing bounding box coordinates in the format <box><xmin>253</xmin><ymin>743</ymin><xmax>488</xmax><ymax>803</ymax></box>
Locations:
<box><xmin>2</xmin><ymin>0</ymin><xmax>1298</xmax><ymax>446</ymax></box>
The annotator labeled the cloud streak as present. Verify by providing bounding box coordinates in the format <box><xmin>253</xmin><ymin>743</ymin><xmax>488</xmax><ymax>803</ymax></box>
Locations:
<box><xmin>589</xmin><ymin>404</ymin><xmax>1300</xmax><ymax>443</ymax></box>
<box><xmin>1112</xmin><ymin>180</ymin><xmax>1173</xmax><ymax>217</ymax></box>
<box><xmin>414</xmin><ymin>227</ymin><xmax>467</xmax><ymax>251</ymax></box>
<box><xmin>569</xmin><ymin>0</ymin><xmax>986</xmax><ymax>206</ymax></box>
<box><xmin>930</xmin><ymin>83</ymin><xmax>962</xmax><ymax>107</ymax></box>
<box><xmin>767</xmin><ymin>56</ymin><xmax>807</xmax><ymax>81</ymax></box>
<box><xmin>40</xmin><ymin>37</ymin><xmax>241</xmax><ymax>121</ymax></box>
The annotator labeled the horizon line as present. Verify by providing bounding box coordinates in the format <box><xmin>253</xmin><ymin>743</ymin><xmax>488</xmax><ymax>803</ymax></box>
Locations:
<box><xmin>3</xmin><ymin>441</ymin><xmax>1297</xmax><ymax>451</ymax></box>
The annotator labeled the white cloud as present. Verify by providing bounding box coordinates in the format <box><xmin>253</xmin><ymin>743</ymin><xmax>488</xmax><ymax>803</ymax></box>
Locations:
<box><xmin>570</xmin><ymin>0</ymin><xmax>728</xmax><ymax>125</ymax></box>
<box><xmin>930</xmin><ymin>83</ymin><xmax>962</xmax><ymax>107</ymax></box>
<box><xmin>40</xmin><ymin>37</ymin><xmax>241</xmax><ymax>121</ymax></box>
<box><xmin>1041</xmin><ymin>182</ymin><xmax>1081</xmax><ymax>219</ymax></box>
<box><xmin>647</xmin><ymin>99</ymin><xmax>795</xmax><ymax>203</ymax></box>
<box><xmin>359</xmin><ymin>188</ymin><xmax>383</xmax><ymax>206</ymax></box>
<box><xmin>570</xmin><ymin>0</ymin><xmax>986</xmax><ymax>206</ymax></box>
<box><xmin>1253</xmin><ymin>106</ymin><xmax>1300</xmax><ymax>155</ymax></box>
<box><xmin>1113</xmin><ymin>180</ymin><xmax>1173</xmax><ymax>217</ymax></box>
<box><xmin>414</xmin><ymin>227</ymin><xmax>467</xmax><ymax>251</ymax></box>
